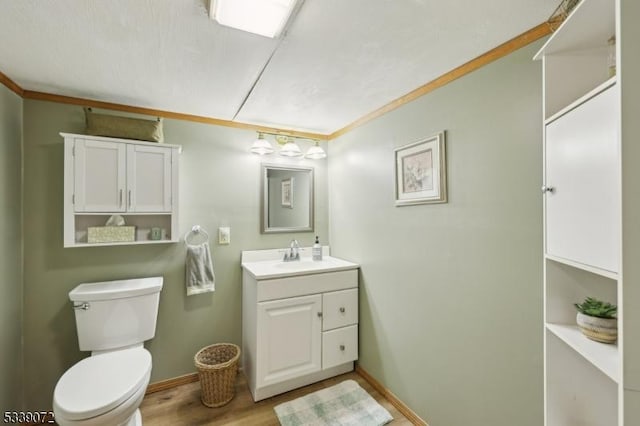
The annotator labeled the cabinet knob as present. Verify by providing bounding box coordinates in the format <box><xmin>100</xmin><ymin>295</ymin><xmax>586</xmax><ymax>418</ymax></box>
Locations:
<box><xmin>317</xmin><ymin>312</ymin><xmax>323</xmax><ymax>318</ymax></box>
<box><xmin>339</xmin><ymin>344</ymin><xmax>345</xmax><ymax>351</ymax></box>
<box><xmin>541</xmin><ymin>185</ymin><xmax>555</xmax><ymax>193</ymax></box>
<box><xmin>339</xmin><ymin>307</ymin><xmax>346</xmax><ymax>313</ymax></box>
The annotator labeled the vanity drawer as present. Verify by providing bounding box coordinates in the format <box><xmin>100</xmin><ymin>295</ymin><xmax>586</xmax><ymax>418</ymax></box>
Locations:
<box><xmin>322</xmin><ymin>325</ymin><xmax>358</xmax><ymax>370</ymax></box>
<box><xmin>322</xmin><ymin>288</ymin><xmax>358</xmax><ymax>331</ymax></box>
<box><xmin>257</xmin><ymin>269</ymin><xmax>357</xmax><ymax>302</ymax></box>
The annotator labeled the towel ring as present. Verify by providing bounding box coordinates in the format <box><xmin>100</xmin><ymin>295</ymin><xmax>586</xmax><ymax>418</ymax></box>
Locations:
<box><xmin>184</xmin><ymin>225</ymin><xmax>209</xmax><ymax>246</ymax></box>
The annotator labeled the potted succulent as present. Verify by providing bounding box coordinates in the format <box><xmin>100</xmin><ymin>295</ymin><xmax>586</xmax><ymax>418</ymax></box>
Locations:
<box><xmin>574</xmin><ymin>297</ymin><xmax>617</xmax><ymax>344</ymax></box>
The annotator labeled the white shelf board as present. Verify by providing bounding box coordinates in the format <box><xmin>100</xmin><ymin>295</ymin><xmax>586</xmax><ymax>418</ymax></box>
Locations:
<box><xmin>66</xmin><ymin>239</ymin><xmax>177</xmax><ymax>248</ymax></box>
<box><xmin>534</xmin><ymin>0</ymin><xmax>615</xmax><ymax>60</ymax></box>
<box><xmin>545</xmin><ymin>76</ymin><xmax>617</xmax><ymax>125</ymax></box>
<box><xmin>545</xmin><ymin>254</ymin><xmax>618</xmax><ymax>280</ymax></box>
<box><xmin>546</xmin><ymin>323</ymin><xmax>619</xmax><ymax>383</ymax></box>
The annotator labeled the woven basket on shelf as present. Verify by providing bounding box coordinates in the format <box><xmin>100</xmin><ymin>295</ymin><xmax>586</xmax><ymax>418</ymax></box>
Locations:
<box><xmin>194</xmin><ymin>343</ymin><xmax>241</xmax><ymax>408</ymax></box>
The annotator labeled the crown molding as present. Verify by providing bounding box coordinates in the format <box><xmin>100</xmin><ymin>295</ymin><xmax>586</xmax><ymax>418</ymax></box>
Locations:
<box><xmin>0</xmin><ymin>70</ymin><xmax>24</xmax><ymax>97</ymax></box>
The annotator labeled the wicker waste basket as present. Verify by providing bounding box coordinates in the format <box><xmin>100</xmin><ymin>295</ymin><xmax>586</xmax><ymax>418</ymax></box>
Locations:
<box><xmin>194</xmin><ymin>343</ymin><xmax>241</xmax><ymax>408</ymax></box>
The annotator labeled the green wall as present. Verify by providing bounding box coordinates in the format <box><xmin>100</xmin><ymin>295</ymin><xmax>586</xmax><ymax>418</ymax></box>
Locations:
<box><xmin>21</xmin><ymin>101</ymin><xmax>328</xmax><ymax>409</ymax></box>
<box><xmin>0</xmin><ymin>85</ymin><xmax>23</xmax><ymax>411</ymax></box>
<box><xmin>328</xmin><ymin>41</ymin><xmax>544</xmax><ymax>425</ymax></box>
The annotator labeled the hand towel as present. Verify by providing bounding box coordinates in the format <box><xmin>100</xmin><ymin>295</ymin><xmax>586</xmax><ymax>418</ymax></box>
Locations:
<box><xmin>186</xmin><ymin>242</ymin><xmax>215</xmax><ymax>296</ymax></box>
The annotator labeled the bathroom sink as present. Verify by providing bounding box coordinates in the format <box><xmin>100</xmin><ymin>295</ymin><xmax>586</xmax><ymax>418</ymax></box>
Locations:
<box><xmin>274</xmin><ymin>260</ymin><xmax>325</xmax><ymax>270</ymax></box>
<box><xmin>242</xmin><ymin>255</ymin><xmax>358</xmax><ymax>280</ymax></box>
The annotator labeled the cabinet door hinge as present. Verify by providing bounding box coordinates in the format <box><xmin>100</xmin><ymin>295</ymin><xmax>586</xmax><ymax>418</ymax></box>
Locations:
<box><xmin>72</xmin><ymin>194</ymin><xmax>75</xmax><ymax>204</ymax></box>
<box><xmin>72</xmin><ymin>145</ymin><xmax>75</xmax><ymax>156</ymax></box>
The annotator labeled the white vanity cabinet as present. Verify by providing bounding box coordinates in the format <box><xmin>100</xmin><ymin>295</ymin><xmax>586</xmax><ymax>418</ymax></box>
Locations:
<box><xmin>241</xmin><ymin>249</ymin><xmax>359</xmax><ymax>401</ymax></box>
<box><xmin>62</xmin><ymin>133</ymin><xmax>180</xmax><ymax>247</ymax></box>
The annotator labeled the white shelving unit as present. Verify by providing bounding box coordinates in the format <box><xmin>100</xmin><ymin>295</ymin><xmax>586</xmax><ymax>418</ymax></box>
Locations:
<box><xmin>537</xmin><ymin>0</ymin><xmax>640</xmax><ymax>424</ymax></box>
<box><xmin>62</xmin><ymin>133</ymin><xmax>181</xmax><ymax>247</ymax></box>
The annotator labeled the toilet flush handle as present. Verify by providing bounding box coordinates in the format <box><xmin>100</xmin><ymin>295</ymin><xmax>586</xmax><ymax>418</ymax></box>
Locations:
<box><xmin>73</xmin><ymin>302</ymin><xmax>90</xmax><ymax>310</ymax></box>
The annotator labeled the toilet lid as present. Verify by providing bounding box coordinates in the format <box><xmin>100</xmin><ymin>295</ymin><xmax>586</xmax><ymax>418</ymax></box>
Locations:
<box><xmin>53</xmin><ymin>348</ymin><xmax>151</xmax><ymax>421</ymax></box>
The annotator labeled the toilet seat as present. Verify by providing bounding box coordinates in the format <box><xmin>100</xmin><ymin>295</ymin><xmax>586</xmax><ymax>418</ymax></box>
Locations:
<box><xmin>53</xmin><ymin>348</ymin><xmax>151</xmax><ymax>421</ymax></box>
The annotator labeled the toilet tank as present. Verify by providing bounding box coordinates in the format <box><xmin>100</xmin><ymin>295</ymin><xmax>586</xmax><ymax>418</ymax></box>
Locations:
<box><xmin>69</xmin><ymin>277</ymin><xmax>163</xmax><ymax>352</ymax></box>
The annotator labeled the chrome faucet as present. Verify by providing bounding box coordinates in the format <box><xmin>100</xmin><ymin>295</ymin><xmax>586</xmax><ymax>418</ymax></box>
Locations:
<box><xmin>283</xmin><ymin>239</ymin><xmax>300</xmax><ymax>261</ymax></box>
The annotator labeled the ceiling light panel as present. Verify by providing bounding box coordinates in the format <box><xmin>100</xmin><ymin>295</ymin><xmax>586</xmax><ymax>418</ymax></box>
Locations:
<box><xmin>210</xmin><ymin>0</ymin><xmax>298</xmax><ymax>38</ymax></box>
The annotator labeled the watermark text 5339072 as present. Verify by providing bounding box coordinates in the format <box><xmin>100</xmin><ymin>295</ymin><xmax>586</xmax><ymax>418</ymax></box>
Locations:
<box><xmin>3</xmin><ymin>411</ymin><xmax>55</xmax><ymax>424</ymax></box>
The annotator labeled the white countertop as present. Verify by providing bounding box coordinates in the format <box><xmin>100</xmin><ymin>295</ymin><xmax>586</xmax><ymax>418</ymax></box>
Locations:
<box><xmin>241</xmin><ymin>254</ymin><xmax>359</xmax><ymax>280</ymax></box>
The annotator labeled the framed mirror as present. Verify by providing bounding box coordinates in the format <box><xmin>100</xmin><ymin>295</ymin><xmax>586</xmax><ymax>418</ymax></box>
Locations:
<box><xmin>261</xmin><ymin>164</ymin><xmax>314</xmax><ymax>233</ymax></box>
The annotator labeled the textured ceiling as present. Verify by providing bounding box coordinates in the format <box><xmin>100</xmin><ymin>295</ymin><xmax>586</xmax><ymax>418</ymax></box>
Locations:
<box><xmin>0</xmin><ymin>0</ymin><xmax>557</xmax><ymax>134</ymax></box>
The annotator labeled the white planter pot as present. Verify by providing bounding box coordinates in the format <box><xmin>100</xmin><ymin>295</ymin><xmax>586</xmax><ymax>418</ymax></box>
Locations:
<box><xmin>576</xmin><ymin>312</ymin><xmax>617</xmax><ymax>344</ymax></box>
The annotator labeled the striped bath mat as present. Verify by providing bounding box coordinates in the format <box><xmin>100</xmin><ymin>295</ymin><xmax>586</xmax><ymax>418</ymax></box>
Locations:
<box><xmin>274</xmin><ymin>379</ymin><xmax>393</xmax><ymax>426</ymax></box>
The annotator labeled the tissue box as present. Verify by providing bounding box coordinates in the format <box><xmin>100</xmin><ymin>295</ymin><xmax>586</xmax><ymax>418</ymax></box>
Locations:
<box><xmin>87</xmin><ymin>226</ymin><xmax>136</xmax><ymax>243</ymax></box>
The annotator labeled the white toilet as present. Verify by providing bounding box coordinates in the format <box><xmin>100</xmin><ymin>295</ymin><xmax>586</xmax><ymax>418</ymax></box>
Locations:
<box><xmin>53</xmin><ymin>277</ymin><xmax>163</xmax><ymax>426</ymax></box>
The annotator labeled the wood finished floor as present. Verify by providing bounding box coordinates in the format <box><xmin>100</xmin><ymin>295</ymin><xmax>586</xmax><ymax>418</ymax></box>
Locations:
<box><xmin>140</xmin><ymin>372</ymin><xmax>412</xmax><ymax>425</ymax></box>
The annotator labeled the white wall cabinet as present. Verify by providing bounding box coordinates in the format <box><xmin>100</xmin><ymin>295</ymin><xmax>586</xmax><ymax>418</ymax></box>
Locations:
<box><xmin>545</xmin><ymin>85</ymin><xmax>619</xmax><ymax>273</ymax></box>
<box><xmin>536</xmin><ymin>0</ymin><xmax>639</xmax><ymax>424</ymax></box>
<box><xmin>242</xmin><ymin>249</ymin><xmax>359</xmax><ymax>401</ymax></box>
<box><xmin>62</xmin><ymin>133</ymin><xmax>180</xmax><ymax>247</ymax></box>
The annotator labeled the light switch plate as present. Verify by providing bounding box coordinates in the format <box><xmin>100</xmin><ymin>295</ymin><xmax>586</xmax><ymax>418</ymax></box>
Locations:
<box><xmin>218</xmin><ymin>227</ymin><xmax>230</xmax><ymax>245</ymax></box>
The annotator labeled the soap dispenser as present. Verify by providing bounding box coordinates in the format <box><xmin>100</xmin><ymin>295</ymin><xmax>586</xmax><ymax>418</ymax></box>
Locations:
<box><xmin>312</xmin><ymin>236</ymin><xmax>323</xmax><ymax>261</ymax></box>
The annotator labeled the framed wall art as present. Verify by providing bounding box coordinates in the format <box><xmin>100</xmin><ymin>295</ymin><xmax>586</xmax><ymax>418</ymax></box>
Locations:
<box><xmin>394</xmin><ymin>131</ymin><xmax>447</xmax><ymax>206</ymax></box>
<box><xmin>281</xmin><ymin>177</ymin><xmax>293</xmax><ymax>208</ymax></box>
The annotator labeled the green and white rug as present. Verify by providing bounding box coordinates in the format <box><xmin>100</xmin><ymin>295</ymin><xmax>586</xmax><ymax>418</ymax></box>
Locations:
<box><xmin>274</xmin><ymin>379</ymin><xmax>393</xmax><ymax>426</ymax></box>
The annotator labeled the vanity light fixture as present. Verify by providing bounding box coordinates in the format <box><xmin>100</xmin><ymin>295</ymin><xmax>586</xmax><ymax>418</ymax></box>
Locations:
<box><xmin>250</xmin><ymin>131</ymin><xmax>325</xmax><ymax>159</ymax></box>
<box><xmin>209</xmin><ymin>0</ymin><xmax>299</xmax><ymax>38</ymax></box>
<box><xmin>249</xmin><ymin>132</ymin><xmax>275</xmax><ymax>155</ymax></box>
<box><xmin>304</xmin><ymin>141</ymin><xmax>326</xmax><ymax>159</ymax></box>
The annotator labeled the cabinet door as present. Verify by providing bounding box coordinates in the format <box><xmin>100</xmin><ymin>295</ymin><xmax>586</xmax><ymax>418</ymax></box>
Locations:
<box><xmin>74</xmin><ymin>139</ymin><xmax>126</xmax><ymax>212</ymax></box>
<box><xmin>256</xmin><ymin>294</ymin><xmax>322</xmax><ymax>388</ymax></box>
<box><xmin>126</xmin><ymin>145</ymin><xmax>172</xmax><ymax>212</ymax></box>
<box><xmin>545</xmin><ymin>86</ymin><xmax>619</xmax><ymax>272</ymax></box>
